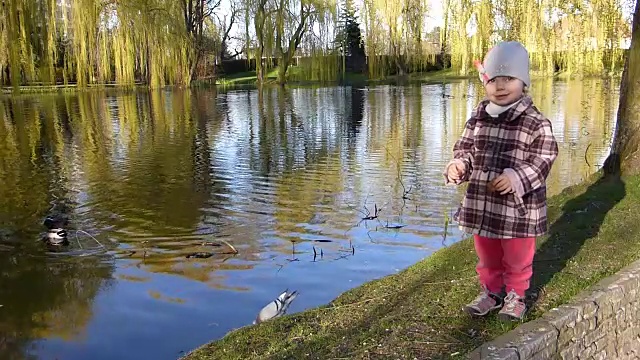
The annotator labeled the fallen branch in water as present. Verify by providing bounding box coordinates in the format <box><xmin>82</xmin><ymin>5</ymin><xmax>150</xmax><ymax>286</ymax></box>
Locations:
<box><xmin>383</xmin><ymin>220</ymin><xmax>406</xmax><ymax>229</ymax></box>
<box><xmin>75</xmin><ymin>230</ymin><xmax>106</xmax><ymax>249</ymax></box>
<box><xmin>218</xmin><ymin>239</ymin><xmax>238</xmax><ymax>254</ymax></box>
<box><xmin>312</xmin><ymin>246</ymin><xmax>325</xmax><ymax>262</ymax></box>
<box><xmin>585</xmin><ymin>143</ymin><xmax>592</xmax><ymax>168</ymax></box>
<box><xmin>384</xmin><ymin>146</ymin><xmax>414</xmax><ymax>201</ymax></box>
<box><xmin>186</xmin><ymin>252</ymin><xmax>213</xmax><ymax>259</ymax></box>
<box><xmin>358</xmin><ymin>203</ymin><xmax>381</xmax><ymax>222</ymax></box>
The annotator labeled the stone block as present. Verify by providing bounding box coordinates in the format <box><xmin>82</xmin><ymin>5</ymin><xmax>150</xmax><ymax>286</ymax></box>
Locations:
<box><xmin>591</xmin><ymin>260</ymin><xmax>640</xmax><ymax>298</ymax></box>
<box><xmin>583</xmin><ymin>326</ymin><xmax>607</xmax><ymax>347</ymax></box>
<box><xmin>604</xmin><ymin>342</ymin><xmax>619</xmax><ymax>358</ymax></box>
<box><xmin>598</xmin><ymin>317</ymin><xmax>616</xmax><ymax>334</ymax></box>
<box><xmin>559</xmin><ymin>317</ymin><xmax>595</xmax><ymax>346</ymax></box>
<box><xmin>580</xmin><ymin>290</ymin><xmax>608</xmax><ymax>310</ymax></box>
<box><xmin>467</xmin><ymin>345</ymin><xmax>519</xmax><ymax>360</ymax></box>
<box><xmin>593</xmin><ymin>336</ymin><xmax>613</xmax><ymax>354</ymax></box>
<box><xmin>618</xmin><ymin>327</ymin><xmax>638</xmax><ymax>353</ymax></box>
<box><xmin>615</xmin><ymin>307</ymin><xmax>627</xmax><ymax>328</ymax></box>
<box><xmin>625</xmin><ymin>286</ymin><xmax>639</xmax><ymax>304</ymax></box>
<box><xmin>615</xmin><ymin>273</ymin><xmax>640</xmax><ymax>300</ymax></box>
<box><xmin>559</xmin><ymin>339</ymin><xmax>583</xmax><ymax>360</ymax></box>
<box><xmin>542</xmin><ymin>306</ymin><xmax>582</xmax><ymax>336</ymax></box>
<box><xmin>483</xmin><ymin>319</ymin><xmax>558</xmax><ymax>359</ymax></box>
<box><xmin>590</xmin><ymin>349</ymin><xmax>609</xmax><ymax>360</ymax></box>
<box><xmin>596</xmin><ymin>297</ymin><xmax>615</xmax><ymax>321</ymax></box>
<box><xmin>617</xmin><ymin>308</ymin><xmax>634</xmax><ymax>333</ymax></box>
<box><xmin>580</xmin><ymin>301</ymin><xmax>599</xmax><ymax>321</ymax></box>
<box><xmin>577</xmin><ymin>343</ymin><xmax>596</xmax><ymax>359</ymax></box>
<box><xmin>529</xmin><ymin>345</ymin><xmax>556</xmax><ymax>360</ymax></box>
<box><xmin>594</xmin><ymin>286</ymin><xmax>624</xmax><ymax>307</ymax></box>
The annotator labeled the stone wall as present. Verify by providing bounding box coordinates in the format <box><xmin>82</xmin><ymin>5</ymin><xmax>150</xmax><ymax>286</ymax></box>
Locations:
<box><xmin>469</xmin><ymin>259</ymin><xmax>640</xmax><ymax>359</ymax></box>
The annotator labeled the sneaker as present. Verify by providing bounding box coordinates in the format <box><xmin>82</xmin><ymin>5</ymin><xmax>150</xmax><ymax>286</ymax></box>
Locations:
<box><xmin>498</xmin><ymin>290</ymin><xmax>527</xmax><ymax>321</ymax></box>
<box><xmin>463</xmin><ymin>287</ymin><xmax>503</xmax><ymax>316</ymax></box>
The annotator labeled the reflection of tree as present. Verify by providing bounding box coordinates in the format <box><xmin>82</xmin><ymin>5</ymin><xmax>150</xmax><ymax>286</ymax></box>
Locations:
<box><xmin>73</xmin><ymin>90</ymin><xmax>209</xmax><ymax>232</ymax></box>
<box><xmin>345</xmin><ymin>87</ymin><xmax>364</xmax><ymax>139</ymax></box>
<box><xmin>0</xmin><ymin>99</ymin><xmax>54</xmax><ymax>232</ymax></box>
<box><xmin>266</xmin><ymin>88</ymin><xmax>347</xmax><ymax>246</ymax></box>
<box><xmin>0</xmin><ymin>253</ymin><xmax>114</xmax><ymax>359</ymax></box>
<box><xmin>0</xmin><ymin>96</ymin><xmax>115</xmax><ymax>359</ymax></box>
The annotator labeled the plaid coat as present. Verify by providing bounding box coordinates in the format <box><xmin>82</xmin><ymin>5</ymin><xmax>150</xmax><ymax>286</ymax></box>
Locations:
<box><xmin>445</xmin><ymin>96</ymin><xmax>559</xmax><ymax>239</ymax></box>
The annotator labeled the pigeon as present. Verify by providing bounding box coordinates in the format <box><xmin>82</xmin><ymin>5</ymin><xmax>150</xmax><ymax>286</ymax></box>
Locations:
<box><xmin>253</xmin><ymin>289</ymin><xmax>298</xmax><ymax>324</ymax></box>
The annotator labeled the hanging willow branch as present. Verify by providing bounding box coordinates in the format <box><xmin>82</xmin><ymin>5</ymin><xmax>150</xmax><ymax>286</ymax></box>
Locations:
<box><xmin>0</xmin><ymin>0</ymin><xmax>631</xmax><ymax>87</ymax></box>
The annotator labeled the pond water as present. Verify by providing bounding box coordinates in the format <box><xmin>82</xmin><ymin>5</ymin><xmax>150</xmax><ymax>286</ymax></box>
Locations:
<box><xmin>0</xmin><ymin>78</ymin><xmax>619</xmax><ymax>360</ymax></box>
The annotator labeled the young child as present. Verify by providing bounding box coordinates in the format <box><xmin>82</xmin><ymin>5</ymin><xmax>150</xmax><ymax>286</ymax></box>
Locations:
<box><xmin>444</xmin><ymin>41</ymin><xmax>558</xmax><ymax>321</ymax></box>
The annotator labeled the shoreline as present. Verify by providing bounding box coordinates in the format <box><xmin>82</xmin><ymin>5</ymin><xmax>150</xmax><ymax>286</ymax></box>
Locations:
<box><xmin>181</xmin><ymin>169</ymin><xmax>640</xmax><ymax>359</ymax></box>
<box><xmin>1</xmin><ymin>69</ymin><xmax>623</xmax><ymax>95</ymax></box>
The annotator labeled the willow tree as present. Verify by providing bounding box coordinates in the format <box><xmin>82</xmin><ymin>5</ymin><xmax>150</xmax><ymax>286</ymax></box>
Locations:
<box><xmin>362</xmin><ymin>0</ymin><xmax>387</xmax><ymax>78</ymax></box>
<box><xmin>247</xmin><ymin>0</ymin><xmax>274</xmax><ymax>84</ymax></box>
<box><xmin>275</xmin><ymin>0</ymin><xmax>336</xmax><ymax>84</ymax></box>
<box><xmin>445</xmin><ymin>0</ymin><xmax>629</xmax><ymax>76</ymax></box>
<box><xmin>606</xmin><ymin>0</ymin><xmax>640</xmax><ymax>175</ymax></box>
<box><xmin>4</xmin><ymin>0</ymin><xmax>39</xmax><ymax>89</ymax></box>
<box><xmin>292</xmin><ymin>5</ymin><xmax>340</xmax><ymax>83</ymax></box>
<box><xmin>71</xmin><ymin>0</ymin><xmax>100</xmax><ymax>87</ymax></box>
<box><xmin>361</xmin><ymin>0</ymin><xmax>428</xmax><ymax>77</ymax></box>
<box><xmin>0</xmin><ymin>0</ymin><xmax>220</xmax><ymax>88</ymax></box>
<box><xmin>447</xmin><ymin>0</ymin><xmax>473</xmax><ymax>74</ymax></box>
<box><xmin>551</xmin><ymin>0</ymin><xmax>628</xmax><ymax>75</ymax></box>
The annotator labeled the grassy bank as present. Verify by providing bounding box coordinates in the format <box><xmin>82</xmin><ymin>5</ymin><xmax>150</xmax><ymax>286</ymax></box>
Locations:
<box><xmin>213</xmin><ymin>68</ymin><xmax>467</xmax><ymax>87</ymax></box>
<box><xmin>183</xmin><ymin>170</ymin><xmax>640</xmax><ymax>359</ymax></box>
<box><xmin>3</xmin><ymin>68</ymin><xmax>623</xmax><ymax>94</ymax></box>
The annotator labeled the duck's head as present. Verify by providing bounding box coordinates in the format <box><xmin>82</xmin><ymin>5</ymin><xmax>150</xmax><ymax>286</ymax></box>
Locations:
<box><xmin>44</xmin><ymin>216</ymin><xmax>68</xmax><ymax>230</ymax></box>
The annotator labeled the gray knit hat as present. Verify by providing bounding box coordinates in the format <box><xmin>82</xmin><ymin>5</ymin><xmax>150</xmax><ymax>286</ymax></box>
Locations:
<box><xmin>478</xmin><ymin>41</ymin><xmax>530</xmax><ymax>87</ymax></box>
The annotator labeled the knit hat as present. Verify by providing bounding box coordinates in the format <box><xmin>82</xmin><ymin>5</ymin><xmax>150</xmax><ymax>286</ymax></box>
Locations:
<box><xmin>475</xmin><ymin>41</ymin><xmax>530</xmax><ymax>87</ymax></box>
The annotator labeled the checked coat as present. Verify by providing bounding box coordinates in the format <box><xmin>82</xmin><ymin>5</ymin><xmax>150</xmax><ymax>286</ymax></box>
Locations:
<box><xmin>445</xmin><ymin>96</ymin><xmax>559</xmax><ymax>239</ymax></box>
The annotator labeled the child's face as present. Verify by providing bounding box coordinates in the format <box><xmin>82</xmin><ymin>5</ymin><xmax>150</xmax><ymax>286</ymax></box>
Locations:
<box><xmin>484</xmin><ymin>76</ymin><xmax>525</xmax><ymax>106</ymax></box>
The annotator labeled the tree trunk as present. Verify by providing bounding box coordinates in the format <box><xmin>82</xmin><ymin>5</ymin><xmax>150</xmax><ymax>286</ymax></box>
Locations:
<box><xmin>8</xmin><ymin>0</ymin><xmax>21</xmax><ymax>91</ymax></box>
<box><xmin>255</xmin><ymin>4</ymin><xmax>267</xmax><ymax>85</ymax></box>
<box><xmin>276</xmin><ymin>3</ymin><xmax>308</xmax><ymax>85</ymax></box>
<box><xmin>605</xmin><ymin>0</ymin><xmax>640</xmax><ymax>176</ymax></box>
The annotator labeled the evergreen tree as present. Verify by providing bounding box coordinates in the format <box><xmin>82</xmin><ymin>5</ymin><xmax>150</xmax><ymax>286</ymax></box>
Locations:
<box><xmin>335</xmin><ymin>0</ymin><xmax>366</xmax><ymax>73</ymax></box>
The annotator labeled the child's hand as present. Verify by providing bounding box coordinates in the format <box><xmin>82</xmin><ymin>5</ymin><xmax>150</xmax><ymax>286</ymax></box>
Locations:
<box><xmin>489</xmin><ymin>174</ymin><xmax>514</xmax><ymax>195</ymax></box>
<box><xmin>447</xmin><ymin>161</ymin><xmax>466</xmax><ymax>181</ymax></box>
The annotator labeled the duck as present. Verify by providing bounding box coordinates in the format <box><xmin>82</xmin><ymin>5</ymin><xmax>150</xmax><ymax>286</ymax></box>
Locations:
<box><xmin>253</xmin><ymin>289</ymin><xmax>298</xmax><ymax>324</ymax></box>
<box><xmin>43</xmin><ymin>216</ymin><xmax>69</xmax><ymax>246</ymax></box>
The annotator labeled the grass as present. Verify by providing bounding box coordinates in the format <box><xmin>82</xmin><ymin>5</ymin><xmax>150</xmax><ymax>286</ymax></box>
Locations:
<box><xmin>3</xmin><ymin>68</ymin><xmax>623</xmax><ymax>94</ymax></box>
<box><xmin>214</xmin><ymin>67</ymin><xmax>462</xmax><ymax>88</ymax></box>
<box><xmin>182</xmin><ymin>170</ymin><xmax>640</xmax><ymax>360</ymax></box>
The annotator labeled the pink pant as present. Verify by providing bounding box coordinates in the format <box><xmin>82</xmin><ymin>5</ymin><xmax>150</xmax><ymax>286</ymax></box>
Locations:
<box><xmin>473</xmin><ymin>235</ymin><xmax>536</xmax><ymax>297</ymax></box>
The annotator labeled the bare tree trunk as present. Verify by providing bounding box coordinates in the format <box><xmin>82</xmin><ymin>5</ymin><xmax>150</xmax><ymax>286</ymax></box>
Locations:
<box><xmin>276</xmin><ymin>2</ymin><xmax>309</xmax><ymax>85</ymax></box>
<box><xmin>606</xmin><ymin>0</ymin><xmax>640</xmax><ymax>175</ymax></box>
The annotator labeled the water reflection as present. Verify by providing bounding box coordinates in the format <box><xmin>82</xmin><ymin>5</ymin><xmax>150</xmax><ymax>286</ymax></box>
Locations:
<box><xmin>0</xmin><ymin>78</ymin><xmax>619</xmax><ymax>359</ymax></box>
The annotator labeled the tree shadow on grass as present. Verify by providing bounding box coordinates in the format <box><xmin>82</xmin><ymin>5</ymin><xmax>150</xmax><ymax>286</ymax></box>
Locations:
<box><xmin>525</xmin><ymin>155</ymin><xmax>626</xmax><ymax>309</ymax></box>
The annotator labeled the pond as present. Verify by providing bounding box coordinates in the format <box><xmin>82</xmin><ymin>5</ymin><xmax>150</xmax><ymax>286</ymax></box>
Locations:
<box><xmin>0</xmin><ymin>78</ymin><xmax>619</xmax><ymax>360</ymax></box>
